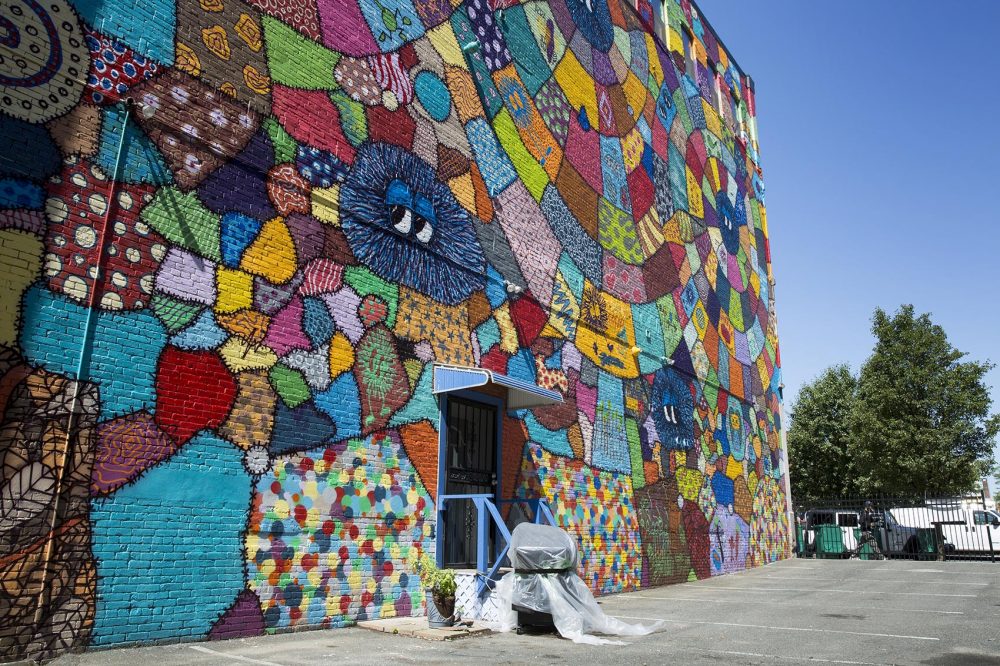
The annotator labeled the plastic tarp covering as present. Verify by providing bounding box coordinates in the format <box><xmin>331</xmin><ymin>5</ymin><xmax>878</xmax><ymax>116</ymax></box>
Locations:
<box><xmin>495</xmin><ymin>524</ymin><xmax>664</xmax><ymax>645</ymax></box>
<box><xmin>508</xmin><ymin>523</ymin><xmax>578</xmax><ymax>572</ymax></box>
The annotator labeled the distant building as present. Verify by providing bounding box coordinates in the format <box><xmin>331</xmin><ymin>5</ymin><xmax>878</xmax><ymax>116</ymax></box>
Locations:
<box><xmin>0</xmin><ymin>0</ymin><xmax>788</xmax><ymax>658</ymax></box>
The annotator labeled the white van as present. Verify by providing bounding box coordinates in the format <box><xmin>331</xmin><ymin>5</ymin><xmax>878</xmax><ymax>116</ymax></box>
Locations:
<box><xmin>891</xmin><ymin>504</ymin><xmax>1000</xmax><ymax>554</ymax></box>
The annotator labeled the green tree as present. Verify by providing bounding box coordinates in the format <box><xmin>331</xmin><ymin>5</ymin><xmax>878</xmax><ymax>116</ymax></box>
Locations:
<box><xmin>849</xmin><ymin>305</ymin><xmax>999</xmax><ymax>495</ymax></box>
<box><xmin>787</xmin><ymin>364</ymin><xmax>858</xmax><ymax>503</ymax></box>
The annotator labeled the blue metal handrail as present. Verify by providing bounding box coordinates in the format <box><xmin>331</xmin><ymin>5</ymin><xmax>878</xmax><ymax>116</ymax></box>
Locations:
<box><xmin>437</xmin><ymin>494</ymin><xmax>556</xmax><ymax>597</ymax></box>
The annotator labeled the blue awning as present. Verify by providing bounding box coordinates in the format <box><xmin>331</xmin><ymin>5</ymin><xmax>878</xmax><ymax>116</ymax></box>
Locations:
<box><xmin>432</xmin><ymin>364</ymin><xmax>564</xmax><ymax>409</ymax></box>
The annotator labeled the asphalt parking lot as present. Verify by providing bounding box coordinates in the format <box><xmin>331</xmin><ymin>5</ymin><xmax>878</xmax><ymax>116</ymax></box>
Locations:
<box><xmin>51</xmin><ymin>558</ymin><xmax>1000</xmax><ymax>666</ymax></box>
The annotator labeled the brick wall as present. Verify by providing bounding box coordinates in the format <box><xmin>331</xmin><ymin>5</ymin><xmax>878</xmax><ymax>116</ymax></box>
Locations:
<box><xmin>0</xmin><ymin>0</ymin><xmax>788</xmax><ymax>659</ymax></box>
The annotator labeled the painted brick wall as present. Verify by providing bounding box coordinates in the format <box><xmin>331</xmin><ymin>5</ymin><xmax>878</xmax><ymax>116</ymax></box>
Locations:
<box><xmin>0</xmin><ymin>0</ymin><xmax>789</xmax><ymax>659</ymax></box>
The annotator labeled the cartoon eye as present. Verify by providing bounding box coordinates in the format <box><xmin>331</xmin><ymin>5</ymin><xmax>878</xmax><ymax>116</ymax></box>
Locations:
<box><xmin>390</xmin><ymin>205</ymin><xmax>412</xmax><ymax>234</ymax></box>
<box><xmin>414</xmin><ymin>215</ymin><xmax>433</xmax><ymax>244</ymax></box>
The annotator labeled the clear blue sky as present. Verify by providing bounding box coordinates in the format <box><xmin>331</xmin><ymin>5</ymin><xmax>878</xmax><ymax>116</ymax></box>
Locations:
<box><xmin>699</xmin><ymin>1</ymin><xmax>1000</xmax><ymax>489</ymax></box>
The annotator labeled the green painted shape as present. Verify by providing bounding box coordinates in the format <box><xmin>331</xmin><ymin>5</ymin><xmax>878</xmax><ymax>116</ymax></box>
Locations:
<box><xmin>632</xmin><ymin>301</ymin><xmax>666</xmax><ymax>375</ymax></box>
<box><xmin>264</xmin><ymin>117</ymin><xmax>297</xmax><ymax>164</ymax></box>
<box><xmin>149</xmin><ymin>294</ymin><xmax>202</xmax><ymax>334</ymax></box>
<box><xmin>657</xmin><ymin>296</ymin><xmax>683</xmax><ymax>357</ymax></box>
<box><xmin>626</xmin><ymin>417</ymin><xmax>644</xmax><ymax>489</ymax></box>
<box><xmin>262</xmin><ymin>16</ymin><xmax>340</xmax><ymax>90</ymax></box>
<box><xmin>330</xmin><ymin>90</ymin><xmax>368</xmax><ymax>147</ymax></box>
<box><xmin>344</xmin><ymin>266</ymin><xmax>398</xmax><ymax>327</ymax></box>
<box><xmin>270</xmin><ymin>363</ymin><xmax>311</xmax><ymax>408</ymax></box>
<box><xmin>141</xmin><ymin>187</ymin><xmax>222</xmax><ymax>262</ymax></box>
<box><xmin>597</xmin><ymin>197</ymin><xmax>644</xmax><ymax>264</ymax></box>
<box><xmin>675</xmin><ymin>90</ymin><xmax>693</xmax><ymax>134</ymax></box>
<box><xmin>729</xmin><ymin>289</ymin><xmax>745</xmax><ymax>332</ymax></box>
<box><xmin>503</xmin><ymin>7</ymin><xmax>550</xmax><ymax>96</ymax></box>
<box><xmin>702</xmin><ymin>380</ymin><xmax>718</xmax><ymax>410</ymax></box>
<box><xmin>687</xmin><ymin>568</ymin><xmax>698</xmax><ymax>582</ymax></box>
<box><xmin>667</xmin><ymin>143</ymin><xmax>688</xmax><ymax>212</ymax></box>
<box><xmin>492</xmin><ymin>108</ymin><xmax>548</xmax><ymax>202</ymax></box>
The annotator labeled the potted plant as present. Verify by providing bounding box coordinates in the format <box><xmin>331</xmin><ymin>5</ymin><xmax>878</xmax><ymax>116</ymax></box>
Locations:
<box><xmin>415</xmin><ymin>554</ymin><xmax>457</xmax><ymax>628</ymax></box>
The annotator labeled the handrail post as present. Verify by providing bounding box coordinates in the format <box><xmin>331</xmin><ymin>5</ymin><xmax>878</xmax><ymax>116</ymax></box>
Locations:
<box><xmin>476</xmin><ymin>497</ymin><xmax>488</xmax><ymax>578</ymax></box>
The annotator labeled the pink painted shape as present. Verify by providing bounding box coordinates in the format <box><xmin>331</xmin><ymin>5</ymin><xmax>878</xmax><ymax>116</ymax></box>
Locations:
<box><xmin>316</xmin><ymin>0</ymin><xmax>378</xmax><ymax>56</ymax></box>
<box><xmin>496</xmin><ymin>181</ymin><xmax>557</xmax><ymax>306</ymax></box>
<box><xmin>565</xmin><ymin>111</ymin><xmax>603</xmax><ymax>192</ymax></box>
<box><xmin>727</xmin><ymin>252</ymin><xmax>745</xmax><ymax>291</ymax></box>
<box><xmin>265</xmin><ymin>295</ymin><xmax>312</xmax><ymax>356</ymax></box>
<box><xmin>300</xmin><ymin>258</ymin><xmax>344</xmax><ymax>295</ymax></box>
<box><xmin>575</xmin><ymin>379</ymin><xmax>597</xmax><ymax>423</ymax></box>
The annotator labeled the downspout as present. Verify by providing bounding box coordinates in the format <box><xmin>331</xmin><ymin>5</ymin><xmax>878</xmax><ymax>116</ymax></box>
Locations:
<box><xmin>31</xmin><ymin>99</ymin><xmax>134</xmax><ymax>632</ymax></box>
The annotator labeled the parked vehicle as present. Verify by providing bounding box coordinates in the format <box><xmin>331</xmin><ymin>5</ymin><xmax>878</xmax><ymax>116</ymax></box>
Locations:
<box><xmin>803</xmin><ymin>509</ymin><xmax>859</xmax><ymax>555</ymax></box>
<box><xmin>890</xmin><ymin>503</ymin><xmax>1000</xmax><ymax>554</ymax></box>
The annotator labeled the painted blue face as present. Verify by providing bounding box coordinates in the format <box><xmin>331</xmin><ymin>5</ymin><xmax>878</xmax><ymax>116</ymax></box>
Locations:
<box><xmin>716</xmin><ymin>191</ymin><xmax>747</xmax><ymax>255</ymax></box>
<box><xmin>563</xmin><ymin>0</ymin><xmax>614</xmax><ymax>52</ymax></box>
<box><xmin>340</xmin><ymin>143</ymin><xmax>485</xmax><ymax>305</ymax></box>
<box><xmin>651</xmin><ymin>367</ymin><xmax>695</xmax><ymax>451</ymax></box>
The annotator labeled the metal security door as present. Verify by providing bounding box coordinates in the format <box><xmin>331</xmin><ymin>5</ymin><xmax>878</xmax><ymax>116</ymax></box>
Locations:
<box><xmin>443</xmin><ymin>397</ymin><xmax>497</xmax><ymax>569</ymax></box>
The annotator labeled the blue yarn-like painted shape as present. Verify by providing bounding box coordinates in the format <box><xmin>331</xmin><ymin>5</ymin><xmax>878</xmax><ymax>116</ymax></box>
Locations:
<box><xmin>563</xmin><ymin>0</ymin><xmax>614</xmax><ymax>52</ymax></box>
<box><xmin>340</xmin><ymin>142</ymin><xmax>485</xmax><ymax>305</ymax></box>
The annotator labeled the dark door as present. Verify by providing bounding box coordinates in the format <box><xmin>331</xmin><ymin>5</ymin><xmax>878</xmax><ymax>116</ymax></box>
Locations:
<box><xmin>442</xmin><ymin>397</ymin><xmax>498</xmax><ymax>569</ymax></box>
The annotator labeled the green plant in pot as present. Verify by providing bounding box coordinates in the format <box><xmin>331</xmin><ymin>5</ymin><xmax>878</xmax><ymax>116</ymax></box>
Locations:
<box><xmin>415</xmin><ymin>554</ymin><xmax>457</xmax><ymax>627</ymax></box>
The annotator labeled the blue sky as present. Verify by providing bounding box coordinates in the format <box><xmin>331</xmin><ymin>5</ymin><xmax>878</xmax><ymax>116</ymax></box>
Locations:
<box><xmin>699</xmin><ymin>1</ymin><xmax>1000</xmax><ymax>487</ymax></box>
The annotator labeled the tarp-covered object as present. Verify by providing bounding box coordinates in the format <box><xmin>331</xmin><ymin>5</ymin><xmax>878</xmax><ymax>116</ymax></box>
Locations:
<box><xmin>495</xmin><ymin>523</ymin><xmax>664</xmax><ymax>645</ymax></box>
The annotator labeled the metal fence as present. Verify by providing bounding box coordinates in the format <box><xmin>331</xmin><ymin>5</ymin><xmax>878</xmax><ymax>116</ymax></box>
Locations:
<box><xmin>793</xmin><ymin>492</ymin><xmax>998</xmax><ymax>562</ymax></box>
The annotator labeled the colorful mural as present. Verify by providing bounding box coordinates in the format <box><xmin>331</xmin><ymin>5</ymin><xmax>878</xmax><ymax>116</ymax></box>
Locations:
<box><xmin>0</xmin><ymin>0</ymin><xmax>788</xmax><ymax>658</ymax></box>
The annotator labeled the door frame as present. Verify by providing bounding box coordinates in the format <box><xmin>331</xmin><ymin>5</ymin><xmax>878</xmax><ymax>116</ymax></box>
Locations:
<box><xmin>435</xmin><ymin>389</ymin><xmax>505</xmax><ymax>568</ymax></box>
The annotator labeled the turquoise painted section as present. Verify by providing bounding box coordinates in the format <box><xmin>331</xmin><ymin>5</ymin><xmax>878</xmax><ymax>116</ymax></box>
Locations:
<box><xmin>90</xmin><ymin>432</ymin><xmax>250</xmax><ymax>645</ymax></box>
<box><xmin>70</xmin><ymin>0</ymin><xmax>176</xmax><ymax>65</ymax></box>
<box><xmin>97</xmin><ymin>107</ymin><xmax>173</xmax><ymax>185</ymax></box>
<box><xmin>18</xmin><ymin>284</ymin><xmax>167</xmax><ymax>420</ymax></box>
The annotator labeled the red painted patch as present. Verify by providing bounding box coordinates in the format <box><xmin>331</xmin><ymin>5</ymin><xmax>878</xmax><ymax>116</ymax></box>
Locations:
<box><xmin>509</xmin><ymin>294</ymin><xmax>547</xmax><ymax>347</ymax></box>
<box><xmin>272</xmin><ymin>85</ymin><xmax>356</xmax><ymax>161</ymax></box>
<box><xmin>154</xmin><ymin>346</ymin><xmax>237</xmax><ymax>445</ymax></box>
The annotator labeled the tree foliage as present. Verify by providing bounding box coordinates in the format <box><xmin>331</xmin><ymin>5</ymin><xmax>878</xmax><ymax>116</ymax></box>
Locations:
<box><xmin>787</xmin><ymin>306</ymin><xmax>999</xmax><ymax>501</ymax></box>
<box><xmin>848</xmin><ymin>306</ymin><xmax>999</xmax><ymax>495</ymax></box>
<box><xmin>787</xmin><ymin>365</ymin><xmax>858</xmax><ymax>503</ymax></box>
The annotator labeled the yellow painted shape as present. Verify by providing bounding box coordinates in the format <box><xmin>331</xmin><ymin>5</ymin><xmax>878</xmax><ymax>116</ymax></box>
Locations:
<box><xmin>216</xmin><ymin>267</ymin><xmax>254</xmax><ymax>313</ymax></box>
<box><xmin>241</xmin><ymin>217</ymin><xmax>297</xmax><ymax>284</ymax></box>
<box><xmin>575</xmin><ymin>283</ymin><xmax>639</xmax><ymax>379</ymax></box>
<box><xmin>311</xmin><ymin>185</ymin><xmax>340</xmax><ymax>225</ymax></box>
<box><xmin>749</xmin><ymin>269</ymin><xmax>761</xmax><ymax>297</ymax></box>
<box><xmin>691</xmin><ymin>301</ymin><xmax>708</xmax><ymax>339</ymax></box>
<box><xmin>685</xmin><ymin>167</ymin><xmax>704</xmax><ymax>218</ymax></box>
<box><xmin>703</xmin><ymin>99</ymin><xmax>722</xmax><ymax>137</ymax></box>
<box><xmin>494</xmin><ymin>303</ymin><xmax>519</xmax><ymax>355</ymax></box>
<box><xmin>427</xmin><ymin>22</ymin><xmax>465</xmax><ymax>67</ymax></box>
<box><xmin>448</xmin><ymin>172</ymin><xmax>477</xmax><ymax>216</ymax></box>
<box><xmin>621</xmin><ymin>127</ymin><xmax>644</xmax><ymax>173</ymax></box>
<box><xmin>0</xmin><ymin>230</ymin><xmax>42</xmax><ymax>346</ymax></box>
<box><xmin>329</xmin><ymin>332</ymin><xmax>354</xmax><ymax>378</ymax></box>
<box><xmin>220</xmin><ymin>337</ymin><xmax>278</xmax><ymax>372</ymax></box>
<box><xmin>622</xmin><ymin>72</ymin><xmax>647</xmax><ymax>123</ymax></box>
<box><xmin>703</xmin><ymin>248</ymin><xmax>718</xmax><ymax>290</ymax></box>
<box><xmin>676</xmin><ymin>466</ymin><xmax>703</xmax><ymax>501</ymax></box>
<box><xmin>554</xmin><ymin>50</ymin><xmax>597</xmax><ymax>129</ymax></box>
<box><xmin>726</xmin><ymin>455</ymin><xmax>743</xmax><ymax>480</ymax></box>
<box><xmin>667</xmin><ymin>28</ymin><xmax>683</xmax><ymax>55</ymax></box>
<box><xmin>706</xmin><ymin>158</ymin><xmax>721</xmax><ymax>194</ymax></box>
<box><xmin>646</xmin><ymin>33</ymin><xmax>664</xmax><ymax>84</ymax></box>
